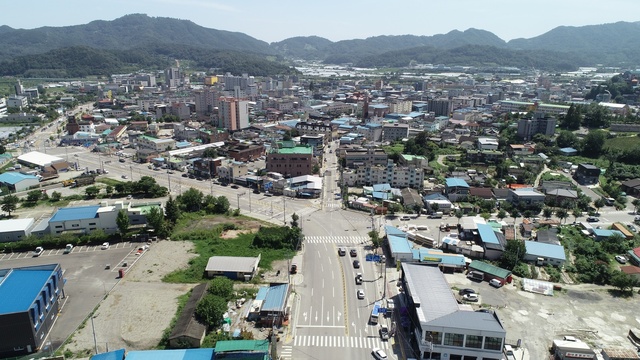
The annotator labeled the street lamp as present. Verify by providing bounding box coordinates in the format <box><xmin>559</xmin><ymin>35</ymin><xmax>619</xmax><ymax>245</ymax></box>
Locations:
<box><xmin>237</xmin><ymin>192</ymin><xmax>246</xmax><ymax>210</ymax></box>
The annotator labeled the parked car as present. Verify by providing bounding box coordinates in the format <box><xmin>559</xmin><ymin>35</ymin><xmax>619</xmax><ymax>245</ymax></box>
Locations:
<box><xmin>231</xmin><ymin>184</ymin><xmax>239</xmax><ymax>189</ymax></box>
<box><xmin>357</xmin><ymin>289</ymin><xmax>365</xmax><ymax>299</ymax></box>
<box><xmin>290</xmin><ymin>264</ymin><xmax>298</xmax><ymax>274</ymax></box>
<box><xmin>63</xmin><ymin>244</ymin><xmax>73</xmax><ymax>254</ymax></box>
<box><xmin>121</xmin><ymin>175</ymin><xmax>128</xmax><ymax>179</ymax></box>
<box><xmin>462</xmin><ymin>293</ymin><xmax>479</xmax><ymax>302</ymax></box>
<box><xmin>372</xmin><ymin>348</ymin><xmax>388</xmax><ymax>360</ymax></box>
<box><xmin>379</xmin><ymin>325</ymin><xmax>390</xmax><ymax>340</ymax></box>
<box><xmin>615</xmin><ymin>255</ymin><xmax>628</xmax><ymax>264</ymax></box>
<box><xmin>353</xmin><ymin>260</ymin><xmax>360</xmax><ymax>268</ymax></box>
<box><xmin>458</xmin><ymin>288</ymin><xmax>476</xmax><ymax>296</ymax></box>
<box><xmin>628</xmin><ymin>224</ymin><xmax>637</xmax><ymax>233</ymax></box>
<box><xmin>264</xmin><ymin>192</ymin><xmax>273</xmax><ymax>197</ymax></box>
<box><xmin>338</xmin><ymin>247</ymin><xmax>346</xmax><ymax>256</ymax></box>
<box><xmin>119</xmin><ymin>158</ymin><xmax>126</xmax><ymax>163</ymax></box>
<box><xmin>350</xmin><ymin>249</ymin><xmax>357</xmax><ymax>257</ymax></box>
<box><xmin>101</xmin><ymin>242</ymin><xmax>110</xmax><ymax>250</ymax></box>
<box><xmin>33</xmin><ymin>246</ymin><xmax>44</xmax><ymax>257</ymax></box>
<box><xmin>400</xmin><ymin>215</ymin><xmax>411</xmax><ymax>221</ymax></box>
<box><xmin>587</xmin><ymin>217</ymin><xmax>599</xmax><ymax>222</ymax></box>
<box><xmin>489</xmin><ymin>279</ymin><xmax>503</xmax><ymax>288</ymax></box>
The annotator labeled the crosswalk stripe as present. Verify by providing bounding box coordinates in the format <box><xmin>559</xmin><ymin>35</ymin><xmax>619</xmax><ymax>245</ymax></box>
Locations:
<box><xmin>291</xmin><ymin>335</ymin><xmax>389</xmax><ymax>349</ymax></box>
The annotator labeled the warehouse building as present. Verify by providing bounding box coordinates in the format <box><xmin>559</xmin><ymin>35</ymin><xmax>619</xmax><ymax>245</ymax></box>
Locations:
<box><xmin>0</xmin><ymin>264</ymin><xmax>65</xmax><ymax>358</ymax></box>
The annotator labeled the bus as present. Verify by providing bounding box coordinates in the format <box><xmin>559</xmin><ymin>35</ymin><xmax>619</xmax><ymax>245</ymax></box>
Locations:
<box><xmin>370</xmin><ymin>301</ymin><xmax>382</xmax><ymax>325</ymax></box>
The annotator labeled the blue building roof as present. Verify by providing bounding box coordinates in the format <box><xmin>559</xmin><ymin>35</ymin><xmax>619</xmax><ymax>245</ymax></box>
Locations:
<box><xmin>261</xmin><ymin>283</ymin><xmax>288</xmax><ymax>312</ymax></box>
<box><xmin>0</xmin><ymin>172</ymin><xmax>39</xmax><ymax>185</ymax></box>
<box><xmin>372</xmin><ymin>184</ymin><xmax>392</xmax><ymax>192</ymax></box>
<box><xmin>255</xmin><ymin>286</ymin><xmax>268</xmax><ymax>301</ymax></box>
<box><xmin>385</xmin><ymin>225</ymin><xmax>407</xmax><ymax>236</ymax></box>
<box><xmin>559</xmin><ymin>147</ymin><xmax>578</xmax><ymax>153</ymax></box>
<box><xmin>445</xmin><ymin>178</ymin><xmax>469</xmax><ymax>188</ymax></box>
<box><xmin>413</xmin><ymin>248</ymin><xmax>466</xmax><ymax>266</ymax></box>
<box><xmin>524</xmin><ymin>241</ymin><xmax>566</xmax><ymax>261</ymax></box>
<box><xmin>477</xmin><ymin>224</ymin><xmax>500</xmax><ymax>245</ymax></box>
<box><xmin>372</xmin><ymin>191</ymin><xmax>390</xmax><ymax>200</ymax></box>
<box><xmin>593</xmin><ymin>229</ymin><xmax>625</xmax><ymax>239</ymax></box>
<box><xmin>50</xmin><ymin>205</ymin><xmax>100</xmax><ymax>222</ymax></box>
<box><xmin>388</xmin><ymin>234</ymin><xmax>412</xmax><ymax>254</ymax></box>
<box><xmin>90</xmin><ymin>349</ymin><xmax>125</xmax><ymax>360</ymax></box>
<box><xmin>365</xmin><ymin>123</ymin><xmax>382</xmax><ymax>128</ymax></box>
<box><xmin>124</xmin><ymin>349</ymin><xmax>214</xmax><ymax>360</ymax></box>
<box><xmin>0</xmin><ymin>265</ymin><xmax>58</xmax><ymax>314</ymax></box>
<box><xmin>423</xmin><ymin>193</ymin><xmax>449</xmax><ymax>201</ymax></box>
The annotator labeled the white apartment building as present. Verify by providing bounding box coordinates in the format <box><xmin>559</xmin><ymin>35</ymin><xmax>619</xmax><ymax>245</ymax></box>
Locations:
<box><xmin>216</xmin><ymin>160</ymin><xmax>248</xmax><ymax>182</ymax></box>
<box><xmin>136</xmin><ymin>135</ymin><xmax>175</xmax><ymax>153</ymax></box>
<box><xmin>342</xmin><ymin>160</ymin><xmax>423</xmax><ymax>189</ymax></box>
<box><xmin>7</xmin><ymin>96</ymin><xmax>28</xmax><ymax>108</ymax></box>
<box><xmin>382</xmin><ymin>123</ymin><xmax>410</xmax><ymax>142</ymax></box>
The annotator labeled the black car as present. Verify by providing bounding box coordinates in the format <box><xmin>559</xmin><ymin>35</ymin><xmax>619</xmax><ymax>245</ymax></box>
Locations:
<box><xmin>353</xmin><ymin>260</ymin><xmax>360</xmax><ymax>268</ymax></box>
<box><xmin>182</xmin><ymin>173</ymin><xmax>188</xmax><ymax>178</ymax></box>
<box><xmin>587</xmin><ymin>216</ymin><xmax>599</xmax><ymax>222</ymax></box>
<box><xmin>119</xmin><ymin>158</ymin><xmax>126</xmax><ymax>163</ymax></box>
<box><xmin>458</xmin><ymin>288</ymin><xmax>476</xmax><ymax>296</ymax></box>
<box><xmin>350</xmin><ymin>249</ymin><xmax>357</xmax><ymax>257</ymax></box>
<box><xmin>231</xmin><ymin>185</ymin><xmax>239</xmax><ymax>189</ymax></box>
<box><xmin>253</xmin><ymin>189</ymin><xmax>260</xmax><ymax>194</ymax></box>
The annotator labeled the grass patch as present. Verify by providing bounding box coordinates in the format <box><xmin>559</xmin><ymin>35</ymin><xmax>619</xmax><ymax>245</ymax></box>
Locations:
<box><xmin>96</xmin><ymin>178</ymin><xmax>123</xmax><ymax>187</ymax></box>
<box><xmin>162</xmin><ymin>222</ymin><xmax>295</xmax><ymax>283</ymax></box>
<box><xmin>540</xmin><ymin>172</ymin><xmax>571</xmax><ymax>182</ymax></box>
<box><xmin>382</xmin><ymin>143</ymin><xmax>404</xmax><ymax>155</ymax></box>
<box><xmin>604</xmin><ymin>135</ymin><xmax>640</xmax><ymax>152</ymax></box>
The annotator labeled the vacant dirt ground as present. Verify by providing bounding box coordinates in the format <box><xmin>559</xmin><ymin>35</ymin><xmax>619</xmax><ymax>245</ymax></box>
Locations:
<box><xmin>64</xmin><ymin>240</ymin><xmax>197</xmax><ymax>357</ymax></box>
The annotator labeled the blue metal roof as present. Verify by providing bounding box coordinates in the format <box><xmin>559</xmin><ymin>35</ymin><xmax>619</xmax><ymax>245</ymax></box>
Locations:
<box><xmin>593</xmin><ymin>229</ymin><xmax>625</xmax><ymax>238</ymax></box>
<box><xmin>445</xmin><ymin>178</ymin><xmax>469</xmax><ymax>188</ymax></box>
<box><xmin>372</xmin><ymin>184</ymin><xmax>392</xmax><ymax>192</ymax></box>
<box><xmin>413</xmin><ymin>249</ymin><xmax>466</xmax><ymax>266</ymax></box>
<box><xmin>0</xmin><ymin>172</ymin><xmax>39</xmax><ymax>185</ymax></box>
<box><xmin>385</xmin><ymin>225</ymin><xmax>407</xmax><ymax>236</ymax></box>
<box><xmin>388</xmin><ymin>234</ymin><xmax>412</xmax><ymax>254</ymax></box>
<box><xmin>0</xmin><ymin>266</ymin><xmax>57</xmax><ymax>314</ymax></box>
<box><xmin>524</xmin><ymin>241</ymin><xmax>566</xmax><ymax>261</ymax></box>
<box><xmin>261</xmin><ymin>283</ymin><xmax>288</xmax><ymax>312</ymax></box>
<box><xmin>423</xmin><ymin>193</ymin><xmax>449</xmax><ymax>201</ymax></box>
<box><xmin>365</xmin><ymin>123</ymin><xmax>382</xmax><ymax>128</ymax></box>
<box><xmin>125</xmin><ymin>349</ymin><xmax>214</xmax><ymax>360</ymax></box>
<box><xmin>477</xmin><ymin>224</ymin><xmax>500</xmax><ymax>245</ymax></box>
<box><xmin>372</xmin><ymin>191</ymin><xmax>390</xmax><ymax>200</ymax></box>
<box><xmin>50</xmin><ymin>205</ymin><xmax>100</xmax><ymax>222</ymax></box>
<box><xmin>255</xmin><ymin>286</ymin><xmax>268</xmax><ymax>301</ymax></box>
<box><xmin>90</xmin><ymin>349</ymin><xmax>125</xmax><ymax>360</ymax></box>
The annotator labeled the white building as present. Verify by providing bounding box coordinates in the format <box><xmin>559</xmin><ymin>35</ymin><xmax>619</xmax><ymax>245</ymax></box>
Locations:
<box><xmin>507</xmin><ymin>188</ymin><xmax>546</xmax><ymax>207</ymax></box>
<box><xmin>342</xmin><ymin>160</ymin><xmax>423</xmax><ymax>189</ymax></box>
<box><xmin>7</xmin><ymin>96</ymin><xmax>28</xmax><ymax>108</ymax></box>
<box><xmin>477</xmin><ymin>137</ymin><xmax>499</xmax><ymax>151</ymax></box>
<box><xmin>402</xmin><ymin>263</ymin><xmax>507</xmax><ymax>359</ymax></box>
<box><xmin>135</xmin><ymin>135</ymin><xmax>175</xmax><ymax>153</ymax></box>
<box><xmin>0</xmin><ymin>218</ymin><xmax>35</xmax><ymax>242</ymax></box>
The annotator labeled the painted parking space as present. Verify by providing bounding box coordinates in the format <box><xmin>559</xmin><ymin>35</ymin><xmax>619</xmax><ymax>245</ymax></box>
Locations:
<box><xmin>0</xmin><ymin>242</ymin><xmax>136</xmax><ymax>261</ymax></box>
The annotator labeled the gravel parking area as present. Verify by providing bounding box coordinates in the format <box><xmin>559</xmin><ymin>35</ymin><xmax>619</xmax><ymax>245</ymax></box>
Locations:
<box><xmin>64</xmin><ymin>240</ymin><xmax>197</xmax><ymax>357</ymax></box>
<box><xmin>446</xmin><ymin>273</ymin><xmax>639</xmax><ymax>359</ymax></box>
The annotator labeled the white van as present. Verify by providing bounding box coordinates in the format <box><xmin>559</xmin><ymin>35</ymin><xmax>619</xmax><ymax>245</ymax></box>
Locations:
<box><xmin>489</xmin><ymin>279</ymin><xmax>503</xmax><ymax>288</ymax></box>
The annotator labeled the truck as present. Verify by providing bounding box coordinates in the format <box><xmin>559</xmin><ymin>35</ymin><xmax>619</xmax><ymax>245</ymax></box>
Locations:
<box><xmin>429</xmin><ymin>212</ymin><xmax>444</xmax><ymax>219</ymax></box>
<box><xmin>466</xmin><ymin>270</ymin><xmax>484</xmax><ymax>281</ymax></box>
<box><xmin>72</xmin><ymin>175</ymin><xmax>96</xmax><ymax>187</ymax></box>
<box><xmin>62</xmin><ymin>179</ymin><xmax>76</xmax><ymax>187</ymax></box>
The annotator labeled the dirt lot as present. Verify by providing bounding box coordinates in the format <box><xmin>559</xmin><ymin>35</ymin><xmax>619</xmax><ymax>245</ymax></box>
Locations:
<box><xmin>64</xmin><ymin>240</ymin><xmax>197</xmax><ymax>357</ymax></box>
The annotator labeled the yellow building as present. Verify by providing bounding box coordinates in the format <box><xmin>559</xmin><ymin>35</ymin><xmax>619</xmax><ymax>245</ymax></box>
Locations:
<box><xmin>204</xmin><ymin>76</ymin><xmax>218</xmax><ymax>85</ymax></box>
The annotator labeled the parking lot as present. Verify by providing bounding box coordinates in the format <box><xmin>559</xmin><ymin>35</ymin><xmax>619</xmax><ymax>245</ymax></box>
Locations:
<box><xmin>0</xmin><ymin>242</ymin><xmax>144</xmax><ymax>351</ymax></box>
<box><xmin>445</xmin><ymin>273</ymin><xmax>638</xmax><ymax>359</ymax></box>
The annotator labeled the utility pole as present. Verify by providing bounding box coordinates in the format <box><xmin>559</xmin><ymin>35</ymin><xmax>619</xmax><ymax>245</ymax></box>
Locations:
<box><xmin>167</xmin><ymin>174</ymin><xmax>171</xmax><ymax>193</ymax></box>
<box><xmin>283</xmin><ymin>197</ymin><xmax>286</xmax><ymax>225</ymax></box>
<box><xmin>91</xmin><ymin>316</ymin><xmax>98</xmax><ymax>354</ymax></box>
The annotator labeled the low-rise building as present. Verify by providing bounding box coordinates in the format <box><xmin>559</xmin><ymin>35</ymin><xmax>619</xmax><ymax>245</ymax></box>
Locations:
<box><xmin>574</xmin><ymin>163</ymin><xmax>600</xmax><ymax>185</ymax></box>
<box><xmin>507</xmin><ymin>188</ymin><xmax>546</xmax><ymax>208</ymax></box>
<box><xmin>401</xmin><ymin>263</ymin><xmax>507</xmax><ymax>360</ymax></box>
<box><xmin>524</xmin><ymin>240</ymin><xmax>567</xmax><ymax>267</ymax></box>
<box><xmin>0</xmin><ymin>218</ymin><xmax>35</xmax><ymax>242</ymax></box>
<box><xmin>382</xmin><ymin>123</ymin><xmax>409</xmax><ymax>142</ymax></box>
<box><xmin>444</xmin><ymin>178</ymin><xmax>470</xmax><ymax>202</ymax></box>
<box><xmin>266</xmin><ymin>143</ymin><xmax>314</xmax><ymax>178</ymax></box>
<box><xmin>0</xmin><ymin>172</ymin><xmax>40</xmax><ymax>192</ymax></box>
<box><xmin>205</xmin><ymin>255</ymin><xmax>260</xmax><ymax>280</ymax></box>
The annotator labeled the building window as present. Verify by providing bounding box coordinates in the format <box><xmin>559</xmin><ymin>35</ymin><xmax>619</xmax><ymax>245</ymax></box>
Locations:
<box><xmin>484</xmin><ymin>336</ymin><xmax>503</xmax><ymax>351</ymax></box>
<box><xmin>444</xmin><ymin>333</ymin><xmax>464</xmax><ymax>347</ymax></box>
<box><xmin>426</xmin><ymin>331</ymin><xmax>442</xmax><ymax>344</ymax></box>
<box><xmin>71</xmin><ymin>224</ymin><xmax>80</xmax><ymax>228</ymax></box>
<box><xmin>89</xmin><ymin>222</ymin><xmax>96</xmax><ymax>226</ymax></box>
<box><xmin>55</xmin><ymin>225</ymin><xmax>63</xmax><ymax>229</ymax></box>
<box><xmin>465</xmin><ymin>335</ymin><xmax>483</xmax><ymax>348</ymax></box>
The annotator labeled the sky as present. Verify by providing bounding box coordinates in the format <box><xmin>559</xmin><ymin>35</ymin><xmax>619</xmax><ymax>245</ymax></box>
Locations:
<box><xmin>2</xmin><ymin>0</ymin><xmax>640</xmax><ymax>44</ymax></box>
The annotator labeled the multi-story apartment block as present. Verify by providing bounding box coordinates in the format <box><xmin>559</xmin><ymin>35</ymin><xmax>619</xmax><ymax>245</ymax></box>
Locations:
<box><xmin>168</xmin><ymin>102</ymin><xmax>191</xmax><ymax>120</ymax></box>
<box><xmin>389</xmin><ymin>100</ymin><xmax>412</xmax><ymax>114</ymax></box>
<box><xmin>517</xmin><ymin>115</ymin><xmax>557</xmax><ymax>140</ymax></box>
<box><xmin>135</xmin><ymin>135</ymin><xmax>175</xmax><ymax>153</ymax></box>
<box><xmin>194</xmin><ymin>89</ymin><xmax>219</xmax><ymax>115</ymax></box>
<box><xmin>219</xmin><ymin>97</ymin><xmax>249</xmax><ymax>131</ymax></box>
<box><xmin>382</xmin><ymin>123</ymin><xmax>410</xmax><ymax>142</ymax></box>
<box><xmin>342</xmin><ymin>160</ymin><xmax>423</xmax><ymax>189</ymax></box>
<box><xmin>7</xmin><ymin>95</ymin><xmax>28</xmax><ymax>108</ymax></box>
<box><xmin>164</xmin><ymin>67</ymin><xmax>181</xmax><ymax>88</ymax></box>
<box><xmin>499</xmin><ymin>100</ymin><xmax>569</xmax><ymax>116</ymax></box>
<box><xmin>343</xmin><ymin>148</ymin><xmax>388</xmax><ymax>168</ymax></box>
<box><xmin>353</xmin><ymin>123</ymin><xmax>383</xmax><ymax>142</ymax></box>
<box><xmin>0</xmin><ymin>98</ymin><xmax>6</xmax><ymax>116</ymax></box>
<box><xmin>295</xmin><ymin>122</ymin><xmax>337</xmax><ymax>141</ymax></box>
<box><xmin>428</xmin><ymin>98</ymin><xmax>453</xmax><ymax>117</ymax></box>
<box><xmin>266</xmin><ymin>143</ymin><xmax>314</xmax><ymax>178</ymax></box>
<box><xmin>222</xmin><ymin>73</ymin><xmax>255</xmax><ymax>91</ymax></box>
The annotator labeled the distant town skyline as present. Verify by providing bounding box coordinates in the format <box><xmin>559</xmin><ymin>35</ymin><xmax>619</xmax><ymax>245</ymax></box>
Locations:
<box><xmin>2</xmin><ymin>0</ymin><xmax>640</xmax><ymax>44</ymax></box>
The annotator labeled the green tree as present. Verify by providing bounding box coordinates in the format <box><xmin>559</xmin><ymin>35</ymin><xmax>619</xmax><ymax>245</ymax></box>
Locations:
<box><xmin>601</xmin><ymin>233</ymin><xmax>627</xmax><ymax>254</ymax></box>
<box><xmin>105</xmin><ymin>185</ymin><xmax>114</xmax><ymax>196</ymax></box>
<box><xmin>202</xmin><ymin>147</ymin><xmax>218</xmax><ymax>158</ymax></box>
<box><xmin>165</xmin><ymin>195</ymin><xmax>180</xmax><ymax>224</ymax></box>
<box><xmin>581</xmin><ymin>130</ymin><xmax>607</xmax><ymax>158</ymax></box>
<box><xmin>543</xmin><ymin>207</ymin><xmax>553</xmax><ymax>219</ymax></box>
<box><xmin>572</xmin><ymin>208</ymin><xmax>583</xmax><ymax>223</ymax></box>
<box><xmin>555</xmin><ymin>131</ymin><xmax>580</xmax><ymax>149</ymax></box>
<box><xmin>368</xmin><ymin>230</ymin><xmax>381</xmax><ymax>250</ymax></box>
<box><xmin>116</xmin><ymin>209</ymin><xmax>130</xmax><ymax>239</ymax></box>
<box><xmin>145</xmin><ymin>206</ymin><xmax>165</xmax><ymax>234</ymax></box>
<box><xmin>499</xmin><ymin>239</ymin><xmax>525</xmax><ymax>270</ymax></box>
<box><xmin>510</xmin><ymin>209</ymin><xmax>521</xmax><ymax>224</ymax></box>
<box><xmin>556</xmin><ymin>208</ymin><xmax>568</xmax><ymax>224</ymax></box>
<box><xmin>561</xmin><ymin>104</ymin><xmax>582</xmax><ymax>130</ymax></box>
<box><xmin>312</xmin><ymin>164</ymin><xmax>320</xmax><ymax>174</ymax></box>
<box><xmin>1</xmin><ymin>195</ymin><xmax>19</xmax><ymax>216</ymax></box>
<box><xmin>455</xmin><ymin>210</ymin><xmax>463</xmax><ymax>224</ymax></box>
<box><xmin>207</xmin><ymin>277</ymin><xmax>234</xmax><ymax>300</ymax></box>
<box><xmin>85</xmin><ymin>186</ymin><xmax>100</xmax><ymax>198</ymax></box>
<box><xmin>195</xmin><ymin>294</ymin><xmax>227</xmax><ymax>329</ymax></box>
<box><xmin>0</xmin><ymin>144</ymin><xmax>5</xmax><ymax>154</ymax></box>
<box><xmin>290</xmin><ymin>213</ymin><xmax>299</xmax><ymax>228</ymax></box>
<box><xmin>50</xmin><ymin>191</ymin><xmax>62</xmax><ymax>202</ymax></box>
<box><xmin>213</xmin><ymin>196</ymin><xmax>230</xmax><ymax>214</ymax></box>
<box><xmin>497</xmin><ymin>209</ymin><xmax>507</xmax><ymax>221</ymax></box>
<box><xmin>177</xmin><ymin>187</ymin><xmax>204</xmax><ymax>212</ymax></box>
<box><xmin>26</xmin><ymin>190</ymin><xmax>42</xmax><ymax>203</ymax></box>
<box><xmin>594</xmin><ymin>198</ymin><xmax>606</xmax><ymax>215</ymax></box>
<box><xmin>610</xmin><ymin>271</ymin><xmax>637</xmax><ymax>295</ymax></box>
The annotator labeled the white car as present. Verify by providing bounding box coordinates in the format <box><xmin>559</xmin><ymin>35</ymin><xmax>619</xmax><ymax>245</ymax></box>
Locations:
<box><xmin>615</xmin><ymin>255</ymin><xmax>628</xmax><ymax>264</ymax></box>
<box><xmin>372</xmin><ymin>348</ymin><xmax>388</xmax><ymax>360</ymax></box>
<box><xmin>357</xmin><ymin>289</ymin><xmax>365</xmax><ymax>299</ymax></box>
<box><xmin>33</xmin><ymin>246</ymin><xmax>44</xmax><ymax>257</ymax></box>
<box><xmin>101</xmin><ymin>242</ymin><xmax>110</xmax><ymax>250</ymax></box>
<box><xmin>462</xmin><ymin>293</ymin><xmax>479</xmax><ymax>302</ymax></box>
